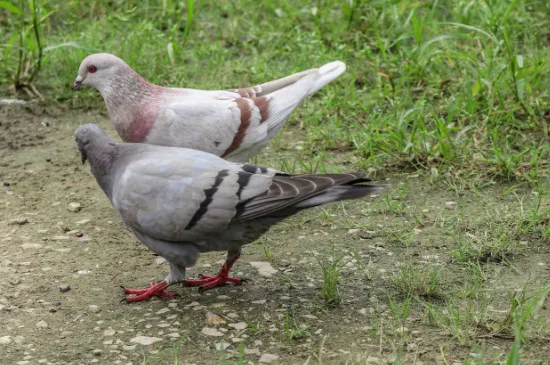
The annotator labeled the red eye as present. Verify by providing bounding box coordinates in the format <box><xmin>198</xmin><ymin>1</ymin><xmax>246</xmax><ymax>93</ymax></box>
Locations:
<box><xmin>87</xmin><ymin>65</ymin><xmax>97</xmax><ymax>73</ymax></box>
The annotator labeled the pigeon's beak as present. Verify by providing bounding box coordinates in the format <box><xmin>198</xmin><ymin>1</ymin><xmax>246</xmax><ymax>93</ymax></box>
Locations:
<box><xmin>72</xmin><ymin>75</ymin><xmax>83</xmax><ymax>91</ymax></box>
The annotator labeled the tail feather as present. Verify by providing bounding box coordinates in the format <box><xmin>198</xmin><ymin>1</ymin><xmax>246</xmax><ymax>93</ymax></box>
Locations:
<box><xmin>263</xmin><ymin>61</ymin><xmax>346</xmax><ymax>134</ymax></box>
<box><xmin>293</xmin><ymin>184</ymin><xmax>386</xmax><ymax>209</ymax></box>
<box><xmin>308</xmin><ymin>60</ymin><xmax>346</xmax><ymax>95</ymax></box>
<box><xmin>254</xmin><ymin>69</ymin><xmax>316</xmax><ymax>96</ymax></box>
<box><xmin>263</xmin><ymin>71</ymin><xmax>322</xmax><ymax>136</ymax></box>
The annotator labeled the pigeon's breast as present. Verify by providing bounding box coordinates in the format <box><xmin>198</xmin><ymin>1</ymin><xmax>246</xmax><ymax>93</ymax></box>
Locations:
<box><xmin>111</xmin><ymin>89</ymin><xmax>163</xmax><ymax>143</ymax></box>
<box><xmin>122</xmin><ymin>108</ymin><xmax>158</xmax><ymax>143</ymax></box>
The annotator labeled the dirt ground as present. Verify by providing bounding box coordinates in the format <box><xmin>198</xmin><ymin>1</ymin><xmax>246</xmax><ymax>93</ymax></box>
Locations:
<box><xmin>1</xmin><ymin>103</ymin><xmax>550</xmax><ymax>365</ymax></box>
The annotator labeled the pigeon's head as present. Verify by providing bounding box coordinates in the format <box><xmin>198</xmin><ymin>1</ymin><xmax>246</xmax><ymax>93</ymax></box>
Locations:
<box><xmin>73</xmin><ymin>53</ymin><xmax>128</xmax><ymax>91</ymax></box>
<box><xmin>74</xmin><ymin>124</ymin><xmax>108</xmax><ymax>164</ymax></box>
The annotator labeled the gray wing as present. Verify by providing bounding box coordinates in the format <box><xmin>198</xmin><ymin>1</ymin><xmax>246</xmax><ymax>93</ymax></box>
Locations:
<box><xmin>233</xmin><ymin>173</ymin><xmax>384</xmax><ymax>222</ymax></box>
<box><xmin>111</xmin><ymin>149</ymin><xmax>273</xmax><ymax>242</ymax></box>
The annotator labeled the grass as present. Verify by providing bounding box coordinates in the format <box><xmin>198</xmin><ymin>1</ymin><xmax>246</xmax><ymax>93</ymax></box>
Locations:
<box><xmin>317</xmin><ymin>252</ymin><xmax>344</xmax><ymax>308</ymax></box>
<box><xmin>1</xmin><ymin>0</ymin><xmax>550</xmax><ymax>363</ymax></box>
<box><xmin>0</xmin><ymin>0</ymin><xmax>548</xmax><ymax>182</ymax></box>
<box><xmin>390</xmin><ymin>264</ymin><xmax>444</xmax><ymax>299</ymax></box>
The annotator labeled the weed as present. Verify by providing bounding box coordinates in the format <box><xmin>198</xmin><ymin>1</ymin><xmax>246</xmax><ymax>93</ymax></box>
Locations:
<box><xmin>387</xmin><ymin>295</ymin><xmax>412</xmax><ymax>338</ymax></box>
<box><xmin>391</xmin><ymin>265</ymin><xmax>444</xmax><ymax>300</ymax></box>
<box><xmin>282</xmin><ymin>304</ymin><xmax>310</xmax><ymax>343</ymax></box>
<box><xmin>450</xmin><ymin>230</ymin><xmax>520</xmax><ymax>264</ymax></box>
<box><xmin>317</xmin><ymin>253</ymin><xmax>344</xmax><ymax>308</ymax></box>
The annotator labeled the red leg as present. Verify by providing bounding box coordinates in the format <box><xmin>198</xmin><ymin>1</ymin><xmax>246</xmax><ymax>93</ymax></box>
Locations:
<box><xmin>184</xmin><ymin>253</ymin><xmax>243</xmax><ymax>291</ymax></box>
<box><xmin>122</xmin><ymin>281</ymin><xmax>175</xmax><ymax>302</ymax></box>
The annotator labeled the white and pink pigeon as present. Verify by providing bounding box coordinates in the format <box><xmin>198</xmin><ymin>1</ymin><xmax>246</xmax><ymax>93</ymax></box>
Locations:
<box><xmin>73</xmin><ymin>53</ymin><xmax>346</xmax><ymax>162</ymax></box>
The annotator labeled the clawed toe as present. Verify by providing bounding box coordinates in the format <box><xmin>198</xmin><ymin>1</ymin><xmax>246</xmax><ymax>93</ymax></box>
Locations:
<box><xmin>122</xmin><ymin>282</ymin><xmax>175</xmax><ymax>302</ymax></box>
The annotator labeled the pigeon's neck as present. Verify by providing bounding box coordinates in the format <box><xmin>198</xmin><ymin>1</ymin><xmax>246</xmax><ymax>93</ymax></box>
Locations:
<box><xmin>87</xmin><ymin>140</ymin><xmax>118</xmax><ymax>199</ymax></box>
<box><xmin>100</xmin><ymin>68</ymin><xmax>162</xmax><ymax>143</ymax></box>
<box><xmin>100</xmin><ymin>68</ymin><xmax>155</xmax><ymax>109</ymax></box>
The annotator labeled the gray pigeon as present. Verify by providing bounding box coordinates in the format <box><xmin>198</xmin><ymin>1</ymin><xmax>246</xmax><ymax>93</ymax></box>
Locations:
<box><xmin>72</xmin><ymin>53</ymin><xmax>346</xmax><ymax>162</ymax></box>
<box><xmin>75</xmin><ymin>124</ymin><xmax>384</xmax><ymax>302</ymax></box>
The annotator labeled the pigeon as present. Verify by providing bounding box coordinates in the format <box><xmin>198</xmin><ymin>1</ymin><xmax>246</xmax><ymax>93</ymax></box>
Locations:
<box><xmin>72</xmin><ymin>53</ymin><xmax>346</xmax><ymax>162</ymax></box>
<box><xmin>74</xmin><ymin>124</ymin><xmax>384</xmax><ymax>302</ymax></box>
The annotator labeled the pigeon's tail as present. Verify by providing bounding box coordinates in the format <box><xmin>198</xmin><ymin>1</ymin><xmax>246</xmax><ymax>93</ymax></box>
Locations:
<box><xmin>258</xmin><ymin>62</ymin><xmax>345</xmax><ymax>139</ymax></box>
<box><xmin>234</xmin><ymin>172</ymin><xmax>386</xmax><ymax>222</ymax></box>
<box><xmin>308</xmin><ymin>60</ymin><xmax>346</xmax><ymax>96</ymax></box>
<box><xmin>293</xmin><ymin>183</ymin><xmax>385</xmax><ymax>209</ymax></box>
<box><xmin>249</xmin><ymin>61</ymin><xmax>345</xmax><ymax>97</ymax></box>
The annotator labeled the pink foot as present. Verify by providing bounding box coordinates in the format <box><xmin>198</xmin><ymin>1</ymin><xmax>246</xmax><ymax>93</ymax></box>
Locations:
<box><xmin>184</xmin><ymin>253</ymin><xmax>244</xmax><ymax>291</ymax></box>
<box><xmin>123</xmin><ymin>282</ymin><xmax>175</xmax><ymax>302</ymax></box>
<box><xmin>184</xmin><ymin>273</ymin><xmax>243</xmax><ymax>290</ymax></box>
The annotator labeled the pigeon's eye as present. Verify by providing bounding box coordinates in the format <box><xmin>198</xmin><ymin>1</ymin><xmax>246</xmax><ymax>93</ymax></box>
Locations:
<box><xmin>88</xmin><ymin>65</ymin><xmax>98</xmax><ymax>73</ymax></box>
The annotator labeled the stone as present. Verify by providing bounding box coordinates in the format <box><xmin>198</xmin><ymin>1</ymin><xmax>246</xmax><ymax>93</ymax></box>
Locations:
<box><xmin>201</xmin><ymin>327</ymin><xmax>224</xmax><ymax>337</ymax></box>
<box><xmin>206</xmin><ymin>311</ymin><xmax>226</xmax><ymax>326</ymax></box>
<box><xmin>249</xmin><ymin>261</ymin><xmax>278</xmax><ymax>277</ymax></box>
<box><xmin>103</xmin><ymin>329</ymin><xmax>115</xmax><ymax>336</ymax></box>
<box><xmin>228</xmin><ymin>322</ymin><xmax>247</xmax><ymax>330</ymax></box>
<box><xmin>155</xmin><ymin>308</ymin><xmax>169</xmax><ymax>315</ymax></box>
<box><xmin>59</xmin><ymin>284</ymin><xmax>71</xmax><ymax>293</ymax></box>
<box><xmin>130</xmin><ymin>336</ymin><xmax>162</xmax><ymax>346</ymax></box>
<box><xmin>215</xmin><ymin>342</ymin><xmax>231</xmax><ymax>351</ymax></box>
<box><xmin>395</xmin><ymin>327</ymin><xmax>409</xmax><ymax>336</ymax></box>
<box><xmin>21</xmin><ymin>243</ymin><xmax>43</xmax><ymax>249</ymax></box>
<box><xmin>9</xmin><ymin>217</ymin><xmax>29</xmax><ymax>225</ymax></box>
<box><xmin>252</xmin><ymin>299</ymin><xmax>267</xmax><ymax>305</ymax></box>
<box><xmin>0</xmin><ymin>336</ymin><xmax>12</xmax><ymax>345</ymax></box>
<box><xmin>259</xmin><ymin>353</ymin><xmax>280</xmax><ymax>363</ymax></box>
<box><xmin>87</xmin><ymin>305</ymin><xmax>100</xmax><ymax>313</ymax></box>
<box><xmin>36</xmin><ymin>320</ymin><xmax>48</xmax><ymax>328</ymax></box>
<box><xmin>68</xmin><ymin>202</ymin><xmax>82</xmax><ymax>212</ymax></box>
<box><xmin>245</xmin><ymin>348</ymin><xmax>260</xmax><ymax>355</ymax></box>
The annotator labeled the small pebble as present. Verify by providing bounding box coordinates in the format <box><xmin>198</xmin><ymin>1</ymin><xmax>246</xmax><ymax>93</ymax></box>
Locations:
<box><xmin>76</xmin><ymin>232</ymin><xmax>84</xmax><ymax>238</ymax></box>
<box><xmin>228</xmin><ymin>322</ymin><xmax>247</xmax><ymax>330</ymax></box>
<box><xmin>249</xmin><ymin>262</ymin><xmax>277</xmax><ymax>277</ymax></box>
<box><xmin>3</xmin><ymin>182</ymin><xmax>10</xmax><ymax>187</ymax></box>
<box><xmin>130</xmin><ymin>336</ymin><xmax>162</xmax><ymax>346</ymax></box>
<box><xmin>68</xmin><ymin>202</ymin><xmax>82</xmax><ymax>212</ymax></box>
<box><xmin>201</xmin><ymin>327</ymin><xmax>224</xmax><ymax>337</ymax></box>
<box><xmin>87</xmin><ymin>305</ymin><xmax>100</xmax><ymax>313</ymax></box>
<box><xmin>245</xmin><ymin>348</ymin><xmax>260</xmax><ymax>355</ymax></box>
<box><xmin>36</xmin><ymin>320</ymin><xmax>48</xmax><ymax>328</ymax></box>
<box><xmin>155</xmin><ymin>308</ymin><xmax>169</xmax><ymax>315</ymax></box>
<box><xmin>9</xmin><ymin>217</ymin><xmax>29</xmax><ymax>225</ymax></box>
<box><xmin>59</xmin><ymin>284</ymin><xmax>71</xmax><ymax>293</ymax></box>
<box><xmin>206</xmin><ymin>311</ymin><xmax>226</xmax><ymax>326</ymax></box>
<box><xmin>259</xmin><ymin>353</ymin><xmax>279</xmax><ymax>363</ymax></box>
<box><xmin>215</xmin><ymin>342</ymin><xmax>232</xmax><ymax>351</ymax></box>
